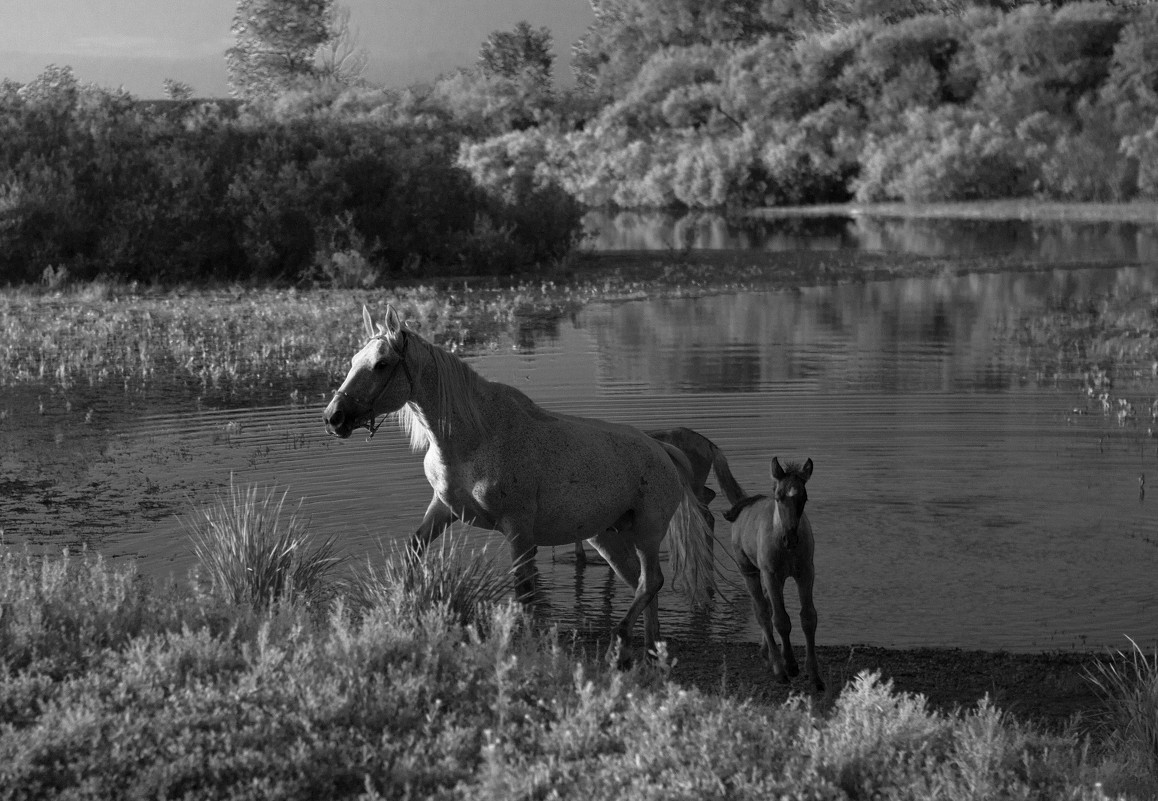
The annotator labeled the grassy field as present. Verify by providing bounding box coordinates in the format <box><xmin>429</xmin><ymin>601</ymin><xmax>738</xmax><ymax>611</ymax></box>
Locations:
<box><xmin>2</xmin><ymin>537</ymin><xmax>1155</xmax><ymax>800</ymax></box>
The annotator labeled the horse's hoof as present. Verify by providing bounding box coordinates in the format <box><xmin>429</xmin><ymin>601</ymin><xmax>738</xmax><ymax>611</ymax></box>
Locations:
<box><xmin>607</xmin><ymin>641</ymin><xmax>633</xmax><ymax>671</ymax></box>
<box><xmin>813</xmin><ymin>678</ymin><xmax>826</xmax><ymax>693</ymax></box>
<box><xmin>785</xmin><ymin>662</ymin><xmax>800</xmax><ymax>678</ymax></box>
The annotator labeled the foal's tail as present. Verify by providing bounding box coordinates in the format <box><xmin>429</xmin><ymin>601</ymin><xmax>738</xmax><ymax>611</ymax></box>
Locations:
<box><xmin>667</xmin><ymin>475</ymin><xmax>718</xmax><ymax>608</ymax></box>
<box><xmin>708</xmin><ymin>442</ymin><xmax>746</xmax><ymax>507</ymax></box>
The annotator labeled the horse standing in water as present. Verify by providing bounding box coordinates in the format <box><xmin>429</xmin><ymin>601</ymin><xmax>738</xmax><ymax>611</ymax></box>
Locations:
<box><xmin>725</xmin><ymin>457</ymin><xmax>824</xmax><ymax>691</ymax></box>
<box><xmin>574</xmin><ymin>426</ymin><xmax>744</xmax><ymax>564</ymax></box>
<box><xmin>323</xmin><ymin>305</ymin><xmax>715</xmax><ymax>660</ymax></box>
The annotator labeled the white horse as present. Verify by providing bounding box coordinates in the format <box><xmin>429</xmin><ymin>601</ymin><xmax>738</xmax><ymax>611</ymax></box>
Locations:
<box><xmin>323</xmin><ymin>305</ymin><xmax>715</xmax><ymax>661</ymax></box>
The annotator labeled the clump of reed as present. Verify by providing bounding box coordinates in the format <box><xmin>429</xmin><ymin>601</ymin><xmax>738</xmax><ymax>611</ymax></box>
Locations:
<box><xmin>1085</xmin><ymin>636</ymin><xmax>1158</xmax><ymax>794</ymax></box>
<box><xmin>349</xmin><ymin>530</ymin><xmax>516</xmax><ymax>629</ymax></box>
<box><xmin>182</xmin><ymin>478</ymin><xmax>344</xmax><ymax>610</ymax></box>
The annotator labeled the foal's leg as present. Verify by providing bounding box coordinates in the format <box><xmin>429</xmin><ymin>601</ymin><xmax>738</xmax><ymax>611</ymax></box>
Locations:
<box><xmin>738</xmin><ymin>557</ymin><xmax>789</xmax><ymax>682</ymax></box>
<box><xmin>796</xmin><ymin>569</ymin><xmax>825</xmax><ymax>692</ymax></box>
<box><xmin>764</xmin><ymin>571</ymin><xmax>799</xmax><ymax>680</ymax></box>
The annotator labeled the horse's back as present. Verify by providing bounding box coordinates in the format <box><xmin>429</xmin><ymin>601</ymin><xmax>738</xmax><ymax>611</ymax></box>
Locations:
<box><xmin>473</xmin><ymin>400</ymin><xmax>688</xmax><ymax>541</ymax></box>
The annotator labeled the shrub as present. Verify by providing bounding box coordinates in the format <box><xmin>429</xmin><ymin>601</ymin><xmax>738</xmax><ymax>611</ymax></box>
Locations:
<box><xmin>855</xmin><ymin>106</ymin><xmax>1034</xmax><ymax>202</ymax></box>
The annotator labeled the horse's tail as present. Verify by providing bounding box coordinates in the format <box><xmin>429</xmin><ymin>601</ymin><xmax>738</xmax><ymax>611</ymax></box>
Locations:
<box><xmin>709</xmin><ymin>442</ymin><xmax>746</xmax><ymax>507</ymax></box>
<box><xmin>666</xmin><ymin>474</ymin><xmax>718</xmax><ymax>608</ymax></box>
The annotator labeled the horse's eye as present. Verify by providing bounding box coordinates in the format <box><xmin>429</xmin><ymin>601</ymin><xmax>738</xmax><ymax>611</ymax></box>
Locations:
<box><xmin>373</xmin><ymin>360</ymin><xmax>388</xmax><ymax>371</ymax></box>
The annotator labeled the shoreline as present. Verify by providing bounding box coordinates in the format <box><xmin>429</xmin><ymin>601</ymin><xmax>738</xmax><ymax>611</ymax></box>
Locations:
<box><xmin>661</xmin><ymin>639</ymin><xmax>1106</xmax><ymax>733</ymax></box>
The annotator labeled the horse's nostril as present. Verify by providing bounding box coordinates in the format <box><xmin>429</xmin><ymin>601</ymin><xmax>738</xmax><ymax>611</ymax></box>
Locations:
<box><xmin>324</xmin><ymin>405</ymin><xmax>345</xmax><ymax>429</ymax></box>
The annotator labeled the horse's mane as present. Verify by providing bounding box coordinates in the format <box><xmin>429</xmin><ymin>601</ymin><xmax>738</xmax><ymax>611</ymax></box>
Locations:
<box><xmin>394</xmin><ymin>333</ymin><xmax>489</xmax><ymax>451</ymax></box>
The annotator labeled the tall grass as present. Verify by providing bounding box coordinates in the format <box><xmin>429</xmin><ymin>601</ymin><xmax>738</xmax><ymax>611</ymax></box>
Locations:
<box><xmin>1086</xmin><ymin>637</ymin><xmax>1158</xmax><ymax>794</ymax></box>
<box><xmin>182</xmin><ymin>478</ymin><xmax>344</xmax><ymax>609</ymax></box>
<box><xmin>350</xmin><ymin>530</ymin><xmax>516</xmax><ymax>629</ymax></box>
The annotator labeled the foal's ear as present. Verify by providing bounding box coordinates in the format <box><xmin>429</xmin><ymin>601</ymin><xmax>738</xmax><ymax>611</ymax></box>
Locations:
<box><xmin>384</xmin><ymin>304</ymin><xmax>402</xmax><ymax>337</ymax></box>
<box><xmin>801</xmin><ymin>458</ymin><xmax>814</xmax><ymax>482</ymax></box>
<box><xmin>771</xmin><ymin>457</ymin><xmax>785</xmax><ymax>481</ymax></box>
<box><xmin>362</xmin><ymin>305</ymin><xmax>375</xmax><ymax>340</ymax></box>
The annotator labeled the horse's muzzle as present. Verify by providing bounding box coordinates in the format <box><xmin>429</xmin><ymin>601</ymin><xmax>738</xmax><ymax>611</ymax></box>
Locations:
<box><xmin>322</xmin><ymin>398</ymin><xmax>356</xmax><ymax>438</ymax></box>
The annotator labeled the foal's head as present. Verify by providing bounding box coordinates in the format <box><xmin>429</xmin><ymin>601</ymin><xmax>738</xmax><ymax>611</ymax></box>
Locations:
<box><xmin>323</xmin><ymin>305</ymin><xmax>413</xmax><ymax>438</ymax></box>
<box><xmin>771</xmin><ymin>456</ymin><xmax>813</xmax><ymax>548</ymax></box>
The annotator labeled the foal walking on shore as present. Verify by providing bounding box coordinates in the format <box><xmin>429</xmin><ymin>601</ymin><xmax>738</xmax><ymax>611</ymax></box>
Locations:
<box><xmin>725</xmin><ymin>457</ymin><xmax>824</xmax><ymax>692</ymax></box>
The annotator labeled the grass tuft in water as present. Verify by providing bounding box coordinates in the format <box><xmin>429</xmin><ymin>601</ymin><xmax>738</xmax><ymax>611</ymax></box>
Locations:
<box><xmin>350</xmin><ymin>531</ymin><xmax>516</xmax><ymax>629</ymax></box>
<box><xmin>183</xmin><ymin>478</ymin><xmax>344</xmax><ymax>610</ymax></box>
<box><xmin>1085</xmin><ymin>636</ymin><xmax>1158</xmax><ymax>788</ymax></box>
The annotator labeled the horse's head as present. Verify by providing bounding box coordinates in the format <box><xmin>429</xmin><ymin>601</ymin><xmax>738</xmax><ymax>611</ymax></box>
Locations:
<box><xmin>771</xmin><ymin>456</ymin><xmax>813</xmax><ymax>549</ymax></box>
<box><xmin>323</xmin><ymin>304</ymin><xmax>413</xmax><ymax>438</ymax></box>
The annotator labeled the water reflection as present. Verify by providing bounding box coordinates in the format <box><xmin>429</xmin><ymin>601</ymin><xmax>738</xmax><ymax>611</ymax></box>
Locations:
<box><xmin>584</xmin><ymin>209</ymin><xmax>1158</xmax><ymax>263</ymax></box>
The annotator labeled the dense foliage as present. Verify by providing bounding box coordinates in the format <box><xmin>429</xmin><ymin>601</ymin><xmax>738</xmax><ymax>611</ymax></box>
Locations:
<box><xmin>0</xmin><ymin>67</ymin><xmax>583</xmax><ymax>285</ymax></box>
<box><xmin>462</xmin><ymin>1</ymin><xmax>1158</xmax><ymax>209</ymax></box>
<box><xmin>0</xmin><ymin>543</ymin><xmax>1150</xmax><ymax>799</ymax></box>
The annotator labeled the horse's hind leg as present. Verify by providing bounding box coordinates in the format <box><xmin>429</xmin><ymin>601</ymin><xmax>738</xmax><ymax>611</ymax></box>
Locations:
<box><xmin>590</xmin><ymin>529</ymin><xmax>662</xmax><ymax>665</ymax></box>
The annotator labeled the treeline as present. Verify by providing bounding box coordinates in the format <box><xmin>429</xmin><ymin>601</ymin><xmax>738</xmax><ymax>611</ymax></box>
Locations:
<box><xmin>0</xmin><ymin>67</ymin><xmax>583</xmax><ymax>285</ymax></box>
<box><xmin>4</xmin><ymin>1</ymin><xmax>1157</xmax><ymax>284</ymax></box>
<box><xmin>463</xmin><ymin>0</ymin><xmax>1158</xmax><ymax>209</ymax></box>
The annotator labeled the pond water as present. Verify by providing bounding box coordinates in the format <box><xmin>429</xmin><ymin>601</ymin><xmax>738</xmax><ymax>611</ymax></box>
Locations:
<box><xmin>5</xmin><ymin>223</ymin><xmax>1158</xmax><ymax>653</ymax></box>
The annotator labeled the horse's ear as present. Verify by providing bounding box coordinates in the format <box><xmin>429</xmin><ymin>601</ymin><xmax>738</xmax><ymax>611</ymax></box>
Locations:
<box><xmin>362</xmin><ymin>305</ymin><xmax>375</xmax><ymax>340</ymax></box>
<box><xmin>801</xmin><ymin>458</ymin><xmax>813</xmax><ymax>482</ymax></box>
<box><xmin>384</xmin><ymin>305</ymin><xmax>402</xmax><ymax>337</ymax></box>
<box><xmin>771</xmin><ymin>457</ymin><xmax>785</xmax><ymax>481</ymax></box>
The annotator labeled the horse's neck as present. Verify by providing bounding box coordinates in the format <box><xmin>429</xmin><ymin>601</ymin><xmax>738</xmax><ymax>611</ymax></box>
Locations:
<box><xmin>403</xmin><ymin>336</ymin><xmax>491</xmax><ymax>453</ymax></box>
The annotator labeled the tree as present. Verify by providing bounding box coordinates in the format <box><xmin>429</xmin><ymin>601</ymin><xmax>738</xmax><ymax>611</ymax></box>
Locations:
<box><xmin>226</xmin><ymin>0</ymin><xmax>335</xmax><ymax>98</ymax></box>
<box><xmin>478</xmin><ymin>21</ymin><xmax>554</xmax><ymax>90</ymax></box>
<box><xmin>571</xmin><ymin>0</ymin><xmax>791</xmax><ymax>102</ymax></box>
<box><xmin>315</xmin><ymin>5</ymin><xmax>368</xmax><ymax>87</ymax></box>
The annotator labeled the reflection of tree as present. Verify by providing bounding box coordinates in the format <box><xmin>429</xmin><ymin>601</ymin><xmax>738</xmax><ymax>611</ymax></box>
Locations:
<box><xmin>584</xmin><ymin>210</ymin><xmax>1158</xmax><ymax>263</ymax></box>
<box><xmin>585</xmin><ymin>264</ymin><xmax>1158</xmax><ymax>395</ymax></box>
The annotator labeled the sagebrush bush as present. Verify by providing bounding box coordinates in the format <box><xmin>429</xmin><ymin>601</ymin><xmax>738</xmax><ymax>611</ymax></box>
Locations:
<box><xmin>0</xmin><ymin>540</ymin><xmax>1140</xmax><ymax>800</ymax></box>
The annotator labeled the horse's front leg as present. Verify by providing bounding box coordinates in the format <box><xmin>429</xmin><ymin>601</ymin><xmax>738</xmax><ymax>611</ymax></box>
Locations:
<box><xmin>498</xmin><ymin>516</ymin><xmax>540</xmax><ymax>604</ymax></box>
<box><xmin>408</xmin><ymin>494</ymin><xmax>457</xmax><ymax>557</ymax></box>
<box><xmin>738</xmin><ymin>560</ymin><xmax>788</xmax><ymax>682</ymax></box>
<box><xmin>765</xmin><ymin>571</ymin><xmax>798</xmax><ymax>680</ymax></box>
<box><xmin>796</xmin><ymin>570</ymin><xmax>825</xmax><ymax>692</ymax></box>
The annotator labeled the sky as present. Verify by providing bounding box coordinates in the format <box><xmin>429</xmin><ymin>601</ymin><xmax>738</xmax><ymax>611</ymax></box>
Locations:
<box><xmin>0</xmin><ymin>0</ymin><xmax>595</xmax><ymax>98</ymax></box>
